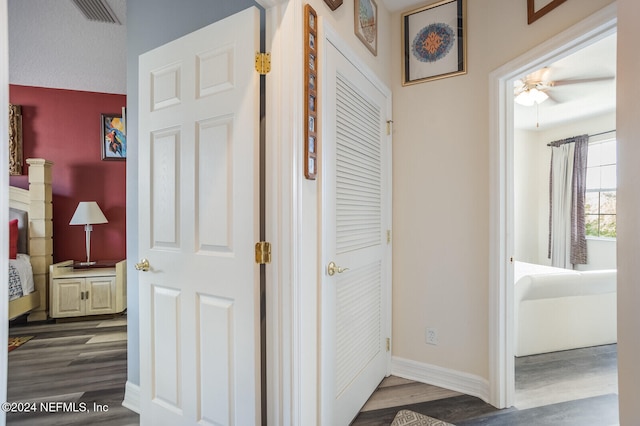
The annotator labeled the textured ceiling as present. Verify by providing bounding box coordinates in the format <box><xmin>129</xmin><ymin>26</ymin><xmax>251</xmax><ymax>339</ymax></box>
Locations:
<box><xmin>8</xmin><ymin>0</ymin><xmax>126</xmax><ymax>94</ymax></box>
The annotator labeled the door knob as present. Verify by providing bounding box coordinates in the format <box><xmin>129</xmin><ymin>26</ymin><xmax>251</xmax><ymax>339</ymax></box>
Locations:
<box><xmin>327</xmin><ymin>261</ymin><xmax>349</xmax><ymax>276</ymax></box>
<box><xmin>135</xmin><ymin>258</ymin><xmax>150</xmax><ymax>272</ymax></box>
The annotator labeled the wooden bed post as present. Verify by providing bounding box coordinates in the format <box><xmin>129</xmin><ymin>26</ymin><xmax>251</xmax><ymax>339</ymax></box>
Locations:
<box><xmin>26</xmin><ymin>158</ymin><xmax>53</xmax><ymax>322</ymax></box>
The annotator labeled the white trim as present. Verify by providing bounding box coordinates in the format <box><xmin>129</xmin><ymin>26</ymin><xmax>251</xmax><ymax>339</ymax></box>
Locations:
<box><xmin>264</xmin><ymin>1</ymin><xmax>304</xmax><ymax>424</ymax></box>
<box><xmin>1</xmin><ymin>1</ymin><xmax>9</xmax><ymax>422</ymax></box>
<box><xmin>122</xmin><ymin>381</ymin><xmax>141</xmax><ymax>414</ymax></box>
<box><xmin>488</xmin><ymin>3</ymin><xmax>617</xmax><ymax>409</ymax></box>
<box><xmin>392</xmin><ymin>357</ymin><xmax>490</xmax><ymax>403</ymax></box>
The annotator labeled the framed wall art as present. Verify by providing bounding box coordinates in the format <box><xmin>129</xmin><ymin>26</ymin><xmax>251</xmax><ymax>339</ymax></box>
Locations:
<box><xmin>9</xmin><ymin>104</ymin><xmax>23</xmax><ymax>175</ymax></box>
<box><xmin>355</xmin><ymin>0</ymin><xmax>378</xmax><ymax>56</ymax></box>
<box><xmin>402</xmin><ymin>0</ymin><xmax>466</xmax><ymax>86</ymax></box>
<box><xmin>527</xmin><ymin>0</ymin><xmax>567</xmax><ymax>24</ymax></box>
<box><xmin>324</xmin><ymin>0</ymin><xmax>343</xmax><ymax>11</ymax></box>
<box><xmin>101</xmin><ymin>113</ymin><xmax>127</xmax><ymax>161</ymax></box>
<box><xmin>304</xmin><ymin>5</ymin><xmax>318</xmax><ymax>180</ymax></box>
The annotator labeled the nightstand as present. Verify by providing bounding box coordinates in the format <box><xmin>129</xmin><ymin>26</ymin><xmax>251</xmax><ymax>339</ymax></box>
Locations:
<box><xmin>49</xmin><ymin>260</ymin><xmax>127</xmax><ymax>318</ymax></box>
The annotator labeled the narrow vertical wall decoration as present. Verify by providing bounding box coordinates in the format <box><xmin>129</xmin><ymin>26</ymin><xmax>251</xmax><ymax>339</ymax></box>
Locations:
<box><xmin>304</xmin><ymin>4</ymin><xmax>319</xmax><ymax>180</ymax></box>
<box><xmin>9</xmin><ymin>104</ymin><xmax>23</xmax><ymax>175</ymax></box>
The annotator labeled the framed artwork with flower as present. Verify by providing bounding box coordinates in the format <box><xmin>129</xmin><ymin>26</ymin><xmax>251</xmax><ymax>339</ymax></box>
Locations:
<box><xmin>355</xmin><ymin>0</ymin><xmax>378</xmax><ymax>56</ymax></box>
<box><xmin>402</xmin><ymin>0</ymin><xmax>466</xmax><ymax>85</ymax></box>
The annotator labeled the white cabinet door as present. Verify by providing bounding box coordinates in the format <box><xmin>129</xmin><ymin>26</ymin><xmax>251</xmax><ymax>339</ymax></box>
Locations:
<box><xmin>52</xmin><ymin>278</ymin><xmax>84</xmax><ymax>317</ymax></box>
<box><xmin>85</xmin><ymin>277</ymin><xmax>116</xmax><ymax>315</ymax></box>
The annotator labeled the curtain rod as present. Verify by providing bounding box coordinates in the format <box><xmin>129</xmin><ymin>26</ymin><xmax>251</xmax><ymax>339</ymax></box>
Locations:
<box><xmin>546</xmin><ymin>130</ymin><xmax>616</xmax><ymax>147</ymax></box>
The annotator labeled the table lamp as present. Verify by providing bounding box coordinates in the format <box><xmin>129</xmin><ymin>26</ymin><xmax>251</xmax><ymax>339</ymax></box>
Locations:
<box><xmin>70</xmin><ymin>201</ymin><xmax>108</xmax><ymax>265</ymax></box>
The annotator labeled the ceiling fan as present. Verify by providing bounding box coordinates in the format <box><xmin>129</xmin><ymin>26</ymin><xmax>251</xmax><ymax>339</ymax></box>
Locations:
<box><xmin>513</xmin><ymin>67</ymin><xmax>614</xmax><ymax>106</ymax></box>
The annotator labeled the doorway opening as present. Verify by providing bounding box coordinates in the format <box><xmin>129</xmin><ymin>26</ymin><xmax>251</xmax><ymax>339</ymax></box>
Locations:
<box><xmin>488</xmin><ymin>3</ymin><xmax>617</xmax><ymax>408</ymax></box>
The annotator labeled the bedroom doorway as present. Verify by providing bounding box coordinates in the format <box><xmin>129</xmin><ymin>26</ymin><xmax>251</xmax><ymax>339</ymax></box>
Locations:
<box><xmin>488</xmin><ymin>4</ymin><xmax>617</xmax><ymax>408</ymax></box>
<box><xmin>511</xmin><ymin>34</ymin><xmax>618</xmax><ymax>409</ymax></box>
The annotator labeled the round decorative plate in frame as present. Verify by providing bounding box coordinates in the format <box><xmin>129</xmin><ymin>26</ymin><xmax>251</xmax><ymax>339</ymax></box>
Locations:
<box><xmin>411</xmin><ymin>23</ymin><xmax>455</xmax><ymax>63</ymax></box>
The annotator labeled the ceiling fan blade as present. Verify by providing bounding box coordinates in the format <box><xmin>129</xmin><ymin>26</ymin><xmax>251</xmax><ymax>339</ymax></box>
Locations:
<box><xmin>550</xmin><ymin>76</ymin><xmax>615</xmax><ymax>86</ymax></box>
<box><xmin>544</xmin><ymin>92</ymin><xmax>561</xmax><ymax>104</ymax></box>
<box><xmin>525</xmin><ymin>67</ymin><xmax>551</xmax><ymax>83</ymax></box>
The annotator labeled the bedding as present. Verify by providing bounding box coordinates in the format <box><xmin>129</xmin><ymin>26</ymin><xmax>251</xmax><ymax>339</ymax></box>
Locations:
<box><xmin>514</xmin><ymin>261</ymin><xmax>617</xmax><ymax>356</ymax></box>
<box><xmin>9</xmin><ymin>254</ymin><xmax>35</xmax><ymax>301</ymax></box>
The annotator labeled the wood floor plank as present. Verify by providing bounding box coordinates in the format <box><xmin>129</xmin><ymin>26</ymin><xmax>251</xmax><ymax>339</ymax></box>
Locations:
<box><xmin>353</xmin><ymin>344</ymin><xmax>619</xmax><ymax>425</ymax></box>
<box><xmin>360</xmin><ymin>381</ymin><xmax>462</xmax><ymax>412</ymax></box>
<box><xmin>7</xmin><ymin>315</ymin><xmax>138</xmax><ymax>425</ymax></box>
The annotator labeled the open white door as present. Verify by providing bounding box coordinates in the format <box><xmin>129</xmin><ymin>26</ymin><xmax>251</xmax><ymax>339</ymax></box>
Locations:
<box><xmin>138</xmin><ymin>7</ymin><xmax>260</xmax><ymax>425</ymax></box>
<box><xmin>321</xmin><ymin>35</ymin><xmax>393</xmax><ymax>426</ymax></box>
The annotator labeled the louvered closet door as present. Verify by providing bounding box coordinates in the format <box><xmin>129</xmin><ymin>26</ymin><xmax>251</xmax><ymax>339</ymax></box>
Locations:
<box><xmin>321</xmin><ymin>39</ymin><xmax>392</xmax><ymax>426</ymax></box>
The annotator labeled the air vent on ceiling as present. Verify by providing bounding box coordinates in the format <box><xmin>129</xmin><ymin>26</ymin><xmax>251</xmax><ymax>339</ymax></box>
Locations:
<box><xmin>71</xmin><ymin>0</ymin><xmax>121</xmax><ymax>24</ymax></box>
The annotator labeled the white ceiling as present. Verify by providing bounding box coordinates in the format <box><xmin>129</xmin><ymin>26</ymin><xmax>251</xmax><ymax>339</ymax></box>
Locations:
<box><xmin>8</xmin><ymin>0</ymin><xmax>615</xmax><ymax>130</ymax></box>
<box><xmin>514</xmin><ymin>33</ymin><xmax>616</xmax><ymax>131</ymax></box>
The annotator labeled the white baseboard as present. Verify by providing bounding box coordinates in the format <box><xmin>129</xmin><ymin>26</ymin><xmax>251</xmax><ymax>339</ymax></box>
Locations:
<box><xmin>122</xmin><ymin>381</ymin><xmax>141</xmax><ymax>414</ymax></box>
<box><xmin>391</xmin><ymin>356</ymin><xmax>490</xmax><ymax>404</ymax></box>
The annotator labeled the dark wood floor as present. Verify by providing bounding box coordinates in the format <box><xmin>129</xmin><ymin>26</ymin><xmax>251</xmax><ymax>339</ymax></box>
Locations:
<box><xmin>353</xmin><ymin>344</ymin><xmax>619</xmax><ymax>425</ymax></box>
<box><xmin>6</xmin><ymin>314</ymin><xmax>138</xmax><ymax>426</ymax></box>
<box><xmin>6</xmin><ymin>316</ymin><xmax>618</xmax><ymax>426</ymax></box>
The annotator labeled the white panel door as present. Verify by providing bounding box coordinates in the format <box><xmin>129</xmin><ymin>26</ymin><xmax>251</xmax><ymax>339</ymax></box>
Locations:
<box><xmin>138</xmin><ymin>7</ymin><xmax>260</xmax><ymax>426</ymax></box>
<box><xmin>321</xmin><ymin>39</ymin><xmax>392</xmax><ymax>426</ymax></box>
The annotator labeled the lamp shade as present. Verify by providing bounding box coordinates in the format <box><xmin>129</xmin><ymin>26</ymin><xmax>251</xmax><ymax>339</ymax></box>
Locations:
<box><xmin>70</xmin><ymin>201</ymin><xmax>108</xmax><ymax>225</ymax></box>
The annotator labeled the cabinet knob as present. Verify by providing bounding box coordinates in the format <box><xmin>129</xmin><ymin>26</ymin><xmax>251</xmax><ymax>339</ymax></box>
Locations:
<box><xmin>135</xmin><ymin>258</ymin><xmax>150</xmax><ymax>272</ymax></box>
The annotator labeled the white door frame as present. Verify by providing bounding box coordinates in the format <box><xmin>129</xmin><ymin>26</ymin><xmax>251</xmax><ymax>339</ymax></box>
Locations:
<box><xmin>261</xmin><ymin>1</ymin><xmax>307</xmax><ymax>424</ymax></box>
<box><xmin>488</xmin><ymin>3</ymin><xmax>617</xmax><ymax>408</ymax></box>
<box><xmin>1</xmin><ymin>1</ymin><xmax>9</xmax><ymax>423</ymax></box>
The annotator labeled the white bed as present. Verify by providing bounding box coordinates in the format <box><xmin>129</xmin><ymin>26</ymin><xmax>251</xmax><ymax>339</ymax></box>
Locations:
<box><xmin>514</xmin><ymin>261</ymin><xmax>617</xmax><ymax>357</ymax></box>
<box><xmin>8</xmin><ymin>158</ymin><xmax>53</xmax><ymax>321</ymax></box>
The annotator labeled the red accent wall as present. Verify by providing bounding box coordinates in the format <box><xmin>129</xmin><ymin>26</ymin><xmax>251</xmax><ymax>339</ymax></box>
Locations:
<box><xmin>9</xmin><ymin>85</ymin><xmax>126</xmax><ymax>264</ymax></box>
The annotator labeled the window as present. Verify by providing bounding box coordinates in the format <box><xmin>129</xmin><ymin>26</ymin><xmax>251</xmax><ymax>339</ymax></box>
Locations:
<box><xmin>585</xmin><ymin>139</ymin><xmax>616</xmax><ymax>238</ymax></box>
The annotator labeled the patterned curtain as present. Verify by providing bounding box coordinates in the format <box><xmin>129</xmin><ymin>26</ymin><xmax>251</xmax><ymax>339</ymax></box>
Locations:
<box><xmin>547</xmin><ymin>134</ymin><xmax>589</xmax><ymax>267</ymax></box>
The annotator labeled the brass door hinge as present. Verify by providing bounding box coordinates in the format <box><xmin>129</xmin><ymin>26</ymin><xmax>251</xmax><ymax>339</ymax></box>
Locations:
<box><xmin>255</xmin><ymin>241</ymin><xmax>272</xmax><ymax>265</ymax></box>
<box><xmin>255</xmin><ymin>52</ymin><xmax>271</xmax><ymax>75</ymax></box>
<box><xmin>386</xmin><ymin>120</ymin><xmax>393</xmax><ymax>136</ymax></box>
<box><xmin>386</xmin><ymin>230</ymin><xmax>392</xmax><ymax>244</ymax></box>
<box><xmin>386</xmin><ymin>337</ymin><xmax>391</xmax><ymax>352</ymax></box>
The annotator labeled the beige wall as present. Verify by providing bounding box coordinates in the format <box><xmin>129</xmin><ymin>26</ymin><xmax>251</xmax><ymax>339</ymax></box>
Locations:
<box><xmin>615</xmin><ymin>0</ymin><xmax>640</xmax><ymax>424</ymax></box>
<box><xmin>391</xmin><ymin>0</ymin><xmax>614</xmax><ymax>380</ymax></box>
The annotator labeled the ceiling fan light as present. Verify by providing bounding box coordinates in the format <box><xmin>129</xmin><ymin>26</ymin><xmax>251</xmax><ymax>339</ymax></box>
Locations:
<box><xmin>531</xmin><ymin>88</ymin><xmax>549</xmax><ymax>104</ymax></box>
<box><xmin>514</xmin><ymin>88</ymin><xmax>549</xmax><ymax>106</ymax></box>
<box><xmin>515</xmin><ymin>91</ymin><xmax>535</xmax><ymax>106</ymax></box>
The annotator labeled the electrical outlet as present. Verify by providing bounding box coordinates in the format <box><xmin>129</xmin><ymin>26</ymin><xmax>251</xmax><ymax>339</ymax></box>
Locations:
<box><xmin>425</xmin><ymin>327</ymin><xmax>438</xmax><ymax>345</ymax></box>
